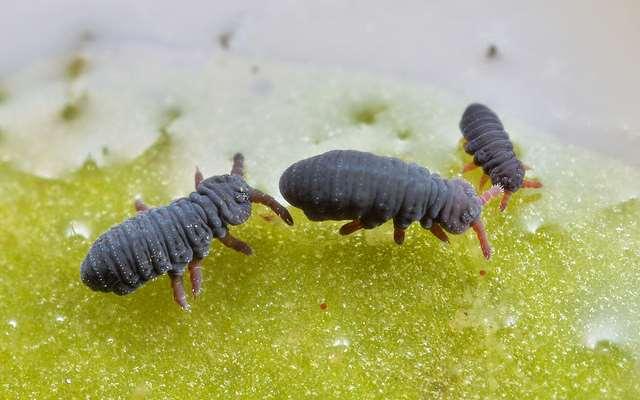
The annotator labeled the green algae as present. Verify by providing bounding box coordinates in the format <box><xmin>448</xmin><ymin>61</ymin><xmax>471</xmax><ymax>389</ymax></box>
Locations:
<box><xmin>65</xmin><ymin>56</ymin><xmax>89</xmax><ymax>80</ymax></box>
<box><xmin>396</xmin><ymin>128</ymin><xmax>413</xmax><ymax>140</ymax></box>
<box><xmin>0</xmin><ymin>129</ymin><xmax>639</xmax><ymax>399</ymax></box>
<box><xmin>59</xmin><ymin>93</ymin><xmax>89</xmax><ymax>122</ymax></box>
<box><xmin>160</xmin><ymin>106</ymin><xmax>183</xmax><ymax>132</ymax></box>
<box><xmin>349</xmin><ymin>102</ymin><xmax>389</xmax><ymax>125</ymax></box>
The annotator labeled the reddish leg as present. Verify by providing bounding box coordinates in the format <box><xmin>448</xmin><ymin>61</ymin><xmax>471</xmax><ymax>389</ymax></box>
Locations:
<box><xmin>194</xmin><ymin>166</ymin><xmax>203</xmax><ymax>189</ymax></box>
<box><xmin>499</xmin><ymin>191</ymin><xmax>513</xmax><ymax>212</ymax></box>
<box><xmin>230</xmin><ymin>153</ymin><xmax>245</xmax><ymax>176</ymax></box>
<box><xmin>393</xmin><ymin>227</ymin><xmax>405</xmax><ymax>245</ymax></box>
<box><xmin>188</xmin><ymin>258</ymin><xmax>203</xmax><ymax>297</ymax></box>
<box><xmin>462</xmin><ymin>162</ymin><xmax>478</xmax><ymax>173</ymax></box>
<box><xmin>430</xmin><ymin>224</ymin><xmax>450</xmax><ymax>243</ymax></box>
<box><xmin>134</xmin><ymin>199</ymin><xmax>149</xmax><ymax>212</ymax></box>
<box><xmin>339</xmin><ymin>220</ymin><xmax>364</xmax><ymax>235</ymax></box>
<box><xmin>219</xmin><ymin>232</ymin><xmax>253</xmax><ymax>255</ymax></box>
<box><xmin>471</xmin><ymin>219</ymin><xmax>492</xmax><ymax>260</ymax></box>
<box><xmin>169</xmin><ymin>272</ymin><xmax>190</xmax><ymax>310</ymax></box>
<box><xmin>479</xmin><ymin>175</ymin><xmax>490</xmax><ymax>190</ymax></box>
<box><xmin>522</xmin><ymin>179</ymin><xmax>543</xmax><ymax>189</ymax></box>
<box><xmin>250</xmin><ymin>189</ymin><xmax>294</xmax><ymax>226</ymax></box>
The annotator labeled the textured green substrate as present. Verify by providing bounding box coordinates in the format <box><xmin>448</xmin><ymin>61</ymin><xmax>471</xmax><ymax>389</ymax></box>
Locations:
<box><xmin>0</xmin><ymin>49</ymin><xmax>639</xmax><ymax>399</ymax></box>
<box><xmin>0</xmin><ymin>127</ymin><xmax>639</xmax><ymax>399</ymax></box>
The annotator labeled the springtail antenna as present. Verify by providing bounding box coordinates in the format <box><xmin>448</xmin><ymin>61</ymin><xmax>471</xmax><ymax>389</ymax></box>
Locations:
<box><xmin>231</xmin><ymin>153</ymin><xmax>245</xmax><ymax>177</ymax></box>
<box><xmin>479</xmin><ymin>185</ymin><xmax>503</xmax><ymax>206</ymax></box>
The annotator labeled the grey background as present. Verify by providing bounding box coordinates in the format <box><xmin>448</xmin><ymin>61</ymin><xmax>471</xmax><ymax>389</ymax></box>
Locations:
<box><xmin>2</xmin><ymin>0</ymin><xmax>638</xmax><ymax>164</ymax></box>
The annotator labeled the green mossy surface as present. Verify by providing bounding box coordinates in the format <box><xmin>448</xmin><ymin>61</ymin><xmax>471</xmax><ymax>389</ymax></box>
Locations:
<box><xmin>1</xmin><ymin>128</ymin><xmax>639</xmax><ymax>399</ymax></box>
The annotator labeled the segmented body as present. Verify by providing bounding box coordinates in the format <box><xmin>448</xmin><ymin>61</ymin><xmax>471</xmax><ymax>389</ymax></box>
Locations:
<box><xmin>279</xmin><ymin>150</ymin><xmax>480</xmax><ymax>234</ymax></box>
<box><xmin>460</xmin><ymin>103</ymin><xmax>524</xmax><ymax>192</ymax></box>
<box><xmin>81</xmin><ymin>175</ymin><xmax>251</xmax><ymax>295</ymax></box>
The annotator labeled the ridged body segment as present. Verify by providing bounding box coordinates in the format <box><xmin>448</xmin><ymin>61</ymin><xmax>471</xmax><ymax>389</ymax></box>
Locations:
<box><xmin>460</xmin><ymin>103</ymin><xmax>524</xmax><ymax>191</ymax></box>
<box><xmin>80</xmin><ymin>175</ymin><xmax>251</xmax><ymax>295</ymax></box>
<box><xmin>279</xmin><ymin>150</ymin><xmax>478</xmax><ymax>232</ymax></box>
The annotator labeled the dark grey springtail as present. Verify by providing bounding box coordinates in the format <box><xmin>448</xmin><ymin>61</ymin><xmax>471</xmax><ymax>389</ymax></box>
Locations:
<box><xmin>279</xmin><ymin>150</ymin><xmax>501</xmax><ymax>259</ymax></box>
<box><xmin>460</xmin><ymin>103</ymin><xmax>542</xmax><ymax>211</ymax></box>
<box><xmin>80</xmin><ymin>154</ymin><xmax>293</xmax><ymax>309</ymax></box>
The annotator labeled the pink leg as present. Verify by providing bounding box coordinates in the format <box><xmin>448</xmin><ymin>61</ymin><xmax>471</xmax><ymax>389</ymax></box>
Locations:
<box><xmin>471</xmin><ymin>220</ymin><xmax>492</xmax><ymax>260</ymax></box>
<box><xmin>219</xmin><ymin>232</ymin><xmax>253</xmax><ymax>256</ymax></box>
<box><xmin>430</xmin><ymin>224</ymin><xmax>450</xmax><ymax>243</ymax></box>
<box><xmin>188</xmin><ymin>258</ymin><xmax>203</xmax><ymax>297</ymax></box>
<box><xmin>479</xmin><ymin>185</ymin><xmax>504</xmax><ymax>205</ymax></box>
<box><xmin>169</xmin><ymin>272</ymin><xmax>190</xmax><ymax>310</ymax></box>
<box><xmin>393</xmin><ymin>227</ymin><xmax>405</xmax><ymax>245</ymax></box>
<box><xmin>339</xmin><ymin>220</ymin><xmax>364</xmax><ymax>235</ymax></box>
<box><xmin>134</xmin><ymin>199</ymin><xmax>149</xmax><ymax>212</ymax></box>
<box><xmin>194</xmin><ymin>166</ymin><xmax>203</xmax><ymax>189</ymax></box>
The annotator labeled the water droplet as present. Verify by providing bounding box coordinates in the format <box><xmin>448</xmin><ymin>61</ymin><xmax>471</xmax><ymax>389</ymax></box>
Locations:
<box><xmin>584</xmin><ymin>316</ymin><xmax>622</xmax><ymax>349</ymax></box>
<box><xmin>332</xmin><ymin>337</ymin><xmax>351</xmax><ymax>348</ymax></box>
<box><xmin>504</xmin><ymin>315</ymin><xmax>518</xmax><ymax>328</ymax></box>
<box><xmin>65</xmin><ymin>220</ymin><xmax>91</xmax><ymax>239</ymax></box>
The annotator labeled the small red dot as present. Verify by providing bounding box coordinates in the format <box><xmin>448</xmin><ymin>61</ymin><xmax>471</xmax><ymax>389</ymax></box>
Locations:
<box><xmin>320</xmin><ymin>303</ymin><xmax>328</xmax><ymax>310</ymax></box>
<box><xmin>479</xmin><ymin>270</ymin><xmax>487</xmax><ymax>276</ymax></box>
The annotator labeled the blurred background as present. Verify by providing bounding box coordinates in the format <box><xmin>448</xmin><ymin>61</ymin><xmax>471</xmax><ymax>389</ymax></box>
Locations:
<box><xmin>1</xmin><ymin>0</ymin><xmax>639</xmax><ymax>164</ymax></box>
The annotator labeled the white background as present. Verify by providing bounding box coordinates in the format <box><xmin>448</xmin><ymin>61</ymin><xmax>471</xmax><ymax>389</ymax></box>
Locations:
<box><xmin>1</xmin><ymin>0</ymin><xmax>639</xmax><ymax>163</ymax></box>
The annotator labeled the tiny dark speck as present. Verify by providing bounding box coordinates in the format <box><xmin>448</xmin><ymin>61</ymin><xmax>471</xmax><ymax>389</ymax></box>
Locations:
<box><xmin>396</xmin><ymin>128</ymin><xmax>412</xmax><ymax>140</ymax></box>
<box><xmin>479</xmin><ymin>270</ymin><xmax>487</xmax><ymax>276</ymax></box>
<box><xmin>66</xmin><ymin>56</ymin><xmax>89</xmax><ymax>80</ymax></box>
<box><xmin>60</xmin><ymin>103</ymin><xmax>81</xmax><ymax>121</ymax></box>
<box><xmin>320</xmin><ymin>303</ymin><xmax>328</xmax><ymax>310</ymax></box>
<box><xmin>350</xmin><ymin>103</ymin><xmax>388</xmax><ymax>125</ymax></box>
<box><xmin>486</xmin><ymin>44</ymin><xmax>498</xmax><ymax>59</ymax></box>
<box><xmin>218</xmin><ymin>31</ymin><xmax>233</xmax><ymax>50</ymax></box>
<box><xmin>260</xmin><ymin>213</ymin><xmax>276</xmax><ymax>222</ymax></box>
